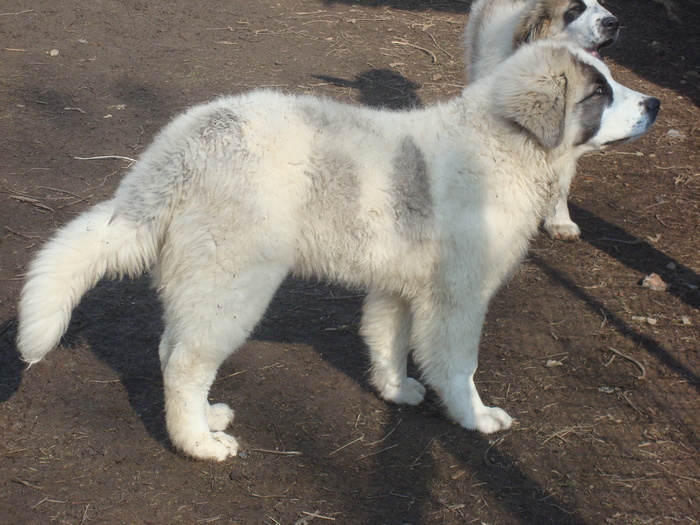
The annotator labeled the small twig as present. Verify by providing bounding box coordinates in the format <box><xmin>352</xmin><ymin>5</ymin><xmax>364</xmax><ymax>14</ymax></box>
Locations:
<box><xmin>9</xmin><ymin>195</ymin><xmax>54</xmax><ymax>212</ymax></box>
<box><xmin>364</xmin><ymin>419</ymin><xmax>401</xmax><ymax>446</ymax></box>
<box><xmin>618</xmin><ymin>391</ymin><xmax>646</xmax><ymax>417</ymax></box>
<box><xmin>249</xmin><ymin>488</ymin><xmax>291</xmax><ymax>498</ymax></box>
<box><xmin>250</xmin><ymin>448</ymin><xmax>302</xmax><ymax>456</ymax></box>
<box><xmin>0</xmin><ymin>9</ymin><xmax>34</xmax><ymax>16</ymax></box>
<box><xmin>408</xmin><ymin>438</ymin><xmax>434</xmax><ymax>468</ymax></box>
<box><xmin>12</xmin><ymin>477</ymin><xmax>43</xmax><ymax>490</ymax></box>
<box><xmin>392</xmin><ymin>40</ymin><xmax>437</xmax><ymax>63</ymax></box>
<box><xmin>5</xmin><ymin>226</ymin><xmax>38</xmax><ymax>240</ymax></box>
<box><xmin>79</xmin><ymin>503</ymin><xmax>90</xmax><ymax>525</ymax></box>
<box><xmin>484</xmin><ymin>432</ymin><xmax>510</xmax><ymax>466</ymax></box>
<box><xmin>31</xmin><ymin>497</ymin><xmax>68</xmax><ymax>509</ymax></box>
<box><xmin>220</xmin><ymin>370</ymin><xmax>246</xmax><ymax>379</ymax></box>
<box><xmin>608</xmin><ymin>347</ymin><xmax>646</xmax><ymax>380</ymax></box>
<box><xmin>5</xmin><ymin>448</ymin><xmax>28</xmax><ymax>456</ymax></box>
<box><xmin>356</xmin><ymin>443</ymin><xmax>398</xmax><ymax>461</ymax></box>
<box><xmin>64</xmin><ymin>107</ymin><xmax>86</xmax><ymax>114</ymax></box>
<box><xmin>37</xmin><ymin>186</ymin><xmax>85</xmax><ymax>199</ymax></box>
<box><xmin>598</xmin><ymin>237</ymin><xmax>644</xmax><ymax>245</ymax></box>
<box><xmin>328</xmin><ymin>434</ymin><xmax>364</xmax><ymax>456</ymax></box>
<box><xmin>74</xmin><ymin>155</ymin><xmax>136</xmax><ymax>163</ymax></box>
<box><xmin>428</xmin><ymin>33</ymin><xmax>453</xmax><ymax>61</ymax></box>
<box><xmin>654</xmin><ymin>165</ymin><xmax>694</xmax><ymax>171</ymax></box>
<box><xmin>302</xmin><ymin>511</ymin><xmax>336</xmax><ymax>521</ymax></box>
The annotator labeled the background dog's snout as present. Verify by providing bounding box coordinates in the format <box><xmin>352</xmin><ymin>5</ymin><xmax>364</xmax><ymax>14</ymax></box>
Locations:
<box><xmin>644</xmin><ymin>97</ymin><xmax>661</xmax><ymax>118</ymax></box>
<box><xmin>602</xmin><ymin>16</ymin><xmax>619</xmax><ymax>33</ymax></box>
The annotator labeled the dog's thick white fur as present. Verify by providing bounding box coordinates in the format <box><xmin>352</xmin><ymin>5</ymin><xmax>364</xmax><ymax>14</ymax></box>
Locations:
<box><xmin>17</xmin><ymin>42</ymin><xmax>658</xmax><ymax>461</ymax></box>
<box><xmin>463</xmin><ymin>0</ymin><xmax>620</xmax><ymax>240</ymax></box>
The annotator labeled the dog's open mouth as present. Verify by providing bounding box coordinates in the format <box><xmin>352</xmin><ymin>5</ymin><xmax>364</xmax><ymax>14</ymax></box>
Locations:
<box><xmin>587</xmin><ymin>38</ymin><xmax>616</xmax><ymax>60</ymax></box>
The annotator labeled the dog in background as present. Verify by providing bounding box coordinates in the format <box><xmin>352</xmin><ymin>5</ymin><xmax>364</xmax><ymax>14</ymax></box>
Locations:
<box><xmin>463</xmin><ymin>0</ymin><xmax>620</xmax><ymax>240</ymax></box>
<box><xmin>18</xmin><ymin>42</ymin><xmax>657</xmax><ymax>461</ymax></box>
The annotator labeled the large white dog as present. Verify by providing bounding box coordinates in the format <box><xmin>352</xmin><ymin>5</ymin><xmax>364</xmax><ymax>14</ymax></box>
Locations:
<box><xmin>17</xmin><ymin>42</ymin><xmax>659</xmax><ymax>461</ymax></box>
<box><xmin>463</xmin><ymin>0</ymin><xmax>620</xmax><ymax>240</ymax></box>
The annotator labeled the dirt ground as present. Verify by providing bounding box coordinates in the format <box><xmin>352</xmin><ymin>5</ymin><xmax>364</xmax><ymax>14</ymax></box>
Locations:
<box><xmin>1</xmin><ymin>1</ymin><xmax>698</xmax><ymax>523</ymax></box>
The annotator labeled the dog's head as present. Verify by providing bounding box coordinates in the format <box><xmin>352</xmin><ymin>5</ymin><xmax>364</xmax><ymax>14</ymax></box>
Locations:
<box><xmin>514</xmin><ymin>0</ymin><xmax>619</xmax><ymax>59</ymax></box>
<box><xmin>490</xmin><ymin>41</ymin><xmax>659</xmax><ymax>152</ymax></box>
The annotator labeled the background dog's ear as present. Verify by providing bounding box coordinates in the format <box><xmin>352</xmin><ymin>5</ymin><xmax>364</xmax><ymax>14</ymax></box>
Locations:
<box><xmin>513</xmin><ymin>5</ymin><xmax>552</xmax><ymax>47</ymax></box>
<box><xmin>492</xmin><ymin>46</ymin><xmax>569</xmax><ymax>149</ymax></box>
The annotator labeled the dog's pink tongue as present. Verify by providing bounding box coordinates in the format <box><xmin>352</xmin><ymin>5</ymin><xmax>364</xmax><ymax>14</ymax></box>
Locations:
<box><xmin>588</xmin><ymin>49</ymin><xmax>603</xmax><ymax>60</ymax></box>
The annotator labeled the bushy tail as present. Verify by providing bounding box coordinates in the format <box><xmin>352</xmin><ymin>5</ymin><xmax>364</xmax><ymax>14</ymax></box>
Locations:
<box><xmin>17</xmin><ymin>200</ymin><xmax>159</xmax><ymax>364</ymax></box>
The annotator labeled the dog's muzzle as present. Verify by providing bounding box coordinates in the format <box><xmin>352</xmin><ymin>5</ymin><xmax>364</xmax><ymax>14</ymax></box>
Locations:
<box><xmin>599</xmin><ymin>16</ymin><xmax>619</xmax><ymax>49</ymax></box>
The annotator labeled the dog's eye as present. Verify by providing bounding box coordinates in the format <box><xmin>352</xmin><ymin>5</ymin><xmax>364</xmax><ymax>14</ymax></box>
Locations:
<box><xmin>593</xmin><ymin>83</ymin><xmax>610</xmax><ymax>96</ymax></box>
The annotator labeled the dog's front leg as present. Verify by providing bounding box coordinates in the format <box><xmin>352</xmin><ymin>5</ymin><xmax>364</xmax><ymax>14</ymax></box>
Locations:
<box><xmin>543</xmin><ymin>161</ymin><xmax>580</xmax><ymax>241</ymax></box>
<box><xmin>411</xmin><ymin>293</ymin><xmax>512</xmax><ymax>434</ymax></box>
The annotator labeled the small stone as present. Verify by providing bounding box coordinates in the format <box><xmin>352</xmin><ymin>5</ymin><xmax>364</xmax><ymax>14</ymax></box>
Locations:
<box><xmin>646</xmin><ymin>318</ymin><xmax>658</xmax><ymax>326</ymax></box>
<box><xmin>599</xmin><ymin>386</ymin><xmax>616</xmax><ymax>394</ymax></box>
<box><xmin>49</xmin><ymin>49</ymin><xmax>59</xmax><ymax>57</ymax></box>
<box><xmin>545</xmin><ymin>360</ymin><xmax>563</xmax><ymax>368</ymax></box>
<box><xmin>641</xmin><ymin>273</ymin><xmax>668</xmax><ymax>292</ymax></box>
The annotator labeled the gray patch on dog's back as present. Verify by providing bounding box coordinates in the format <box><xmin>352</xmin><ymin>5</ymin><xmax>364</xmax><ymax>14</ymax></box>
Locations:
<box><xmin>390</xmin><ymin>136</ymin><xmax>433</xmax><ymax>240</ymax></box>
<box><xmin>199</xmin><ymin>106</ymin><xmax>243</xmax><ymax>141</ymax></box>
<box><xmin>298</xmin><ymin>102</ymin><xmax>332</xmax><ymax>131</ymax></box>
<box><xmin>304</xmin><ymin>151</ymin><xmax>361</xmax><ymax>221</ymax></box>
<box><xmin>297</xmin><ymin>150</ymin><xmax>382</xmax><ymax>280</ymax></box>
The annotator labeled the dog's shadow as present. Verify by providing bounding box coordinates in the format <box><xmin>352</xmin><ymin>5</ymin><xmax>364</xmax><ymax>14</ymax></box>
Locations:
<box><xmin>41</xmin><ymin>276</ymin><xmax>376</xmax><ymax>449</ymax></box>
<box><xmin>63</xmin><ymin>278</ymin><xmax>170</xmax><ymax>444</ymax></box>
<box><xmin>314</xmin><ymin>69</ymin><xmax>423</xmax><ymax>109</ymax></box>
<box><xmin>0</xmin><ymin>320</ymin><xmax>23</xmax><ymax>403</ymax></box>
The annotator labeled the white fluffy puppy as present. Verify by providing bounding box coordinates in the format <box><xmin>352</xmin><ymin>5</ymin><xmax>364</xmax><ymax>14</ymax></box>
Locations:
<box><xmin>18</xmin><ymin>42</ymin><xmax>658</xmax><ymax>461</ymax></box>
<box><xmin>463</xmin><ymin>0</ymin><xmax>620</xmax><ymax>240</ymax></box>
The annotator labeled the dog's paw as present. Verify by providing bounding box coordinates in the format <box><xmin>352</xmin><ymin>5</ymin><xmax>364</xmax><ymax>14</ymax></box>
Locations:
<box><xmin>206</xmin><ymin>403</ymin><xmax>235</xmax><ymax>432</ymax></box>
<box><xmin>473</xmin><ymin>407</ymin><xmax>513</xmax><ymax>434</ymax></box>
<box><xmin>179</xmin><ymin>431</ymin><xmax>240</xmax><ymax>462</ymax></box>
<box><xmin>544</xmin><ymin>220</ymin><xmax>581</xmax><ymax>241</ymax></box>
<box><xmin>381</xmin><ymin>377</ymin><xmax>426</xmax><ymax>406</ymax></box>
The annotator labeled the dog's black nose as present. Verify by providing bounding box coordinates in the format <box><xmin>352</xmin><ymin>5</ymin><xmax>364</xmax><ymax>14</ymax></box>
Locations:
<box><xmin>645</xmin><ymin>97</ymin><xmax>661</xmax><ymax>118</ymax></box>
<box><xmin>602</xmin><ymin>16</ymin><xmax>619</xmax><ymax>32</ymax></box>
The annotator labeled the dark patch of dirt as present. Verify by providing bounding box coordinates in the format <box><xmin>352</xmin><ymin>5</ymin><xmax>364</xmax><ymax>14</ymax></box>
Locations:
<box><xmin>1</xmin><ymin>1</ymin><xmax>698</xmax><ymax>523</ymax></box>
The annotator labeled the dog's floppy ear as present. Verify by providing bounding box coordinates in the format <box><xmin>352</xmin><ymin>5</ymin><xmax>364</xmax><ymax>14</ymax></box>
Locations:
<box><xmin>492</xmin><ymin>44</ymin><xmax>570</xmax><ymax>149</ymax></box>
<box><xmin>513</xmin><ymin>2</ymin><xmax>553</xmax><ymax>47</ymax></box>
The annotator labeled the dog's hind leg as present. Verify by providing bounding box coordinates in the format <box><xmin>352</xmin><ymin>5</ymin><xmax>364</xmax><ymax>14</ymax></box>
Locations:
<box><xmin>159</xmin><ymin>326</ymin><xmax>234</xmax><ymax>432</ymax></box>
<box><xmin>360</xmin><ymin>289</ymin><xmax>426</xmax><ymax>406</ymax></box>
<box><xmin>159</xmin><ymin>261</ymin><xmax>288</xmax><ymax>461</ymax></box>
<box><xmin>410</xmin><ymin>293</ymin><xmax>512</xmax><ymax>434</ymax></box>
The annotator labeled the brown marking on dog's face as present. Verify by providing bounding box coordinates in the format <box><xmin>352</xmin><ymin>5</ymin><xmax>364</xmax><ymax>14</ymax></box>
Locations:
<box><xmin>512</xmin><ymin>0</ymin><xmax>588</xmax><ymax>49</ymax></box>
<box><xmin>513</xmin><ymin>0</ymin><xmax>563</xmax><ymax>48</ymax></box>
